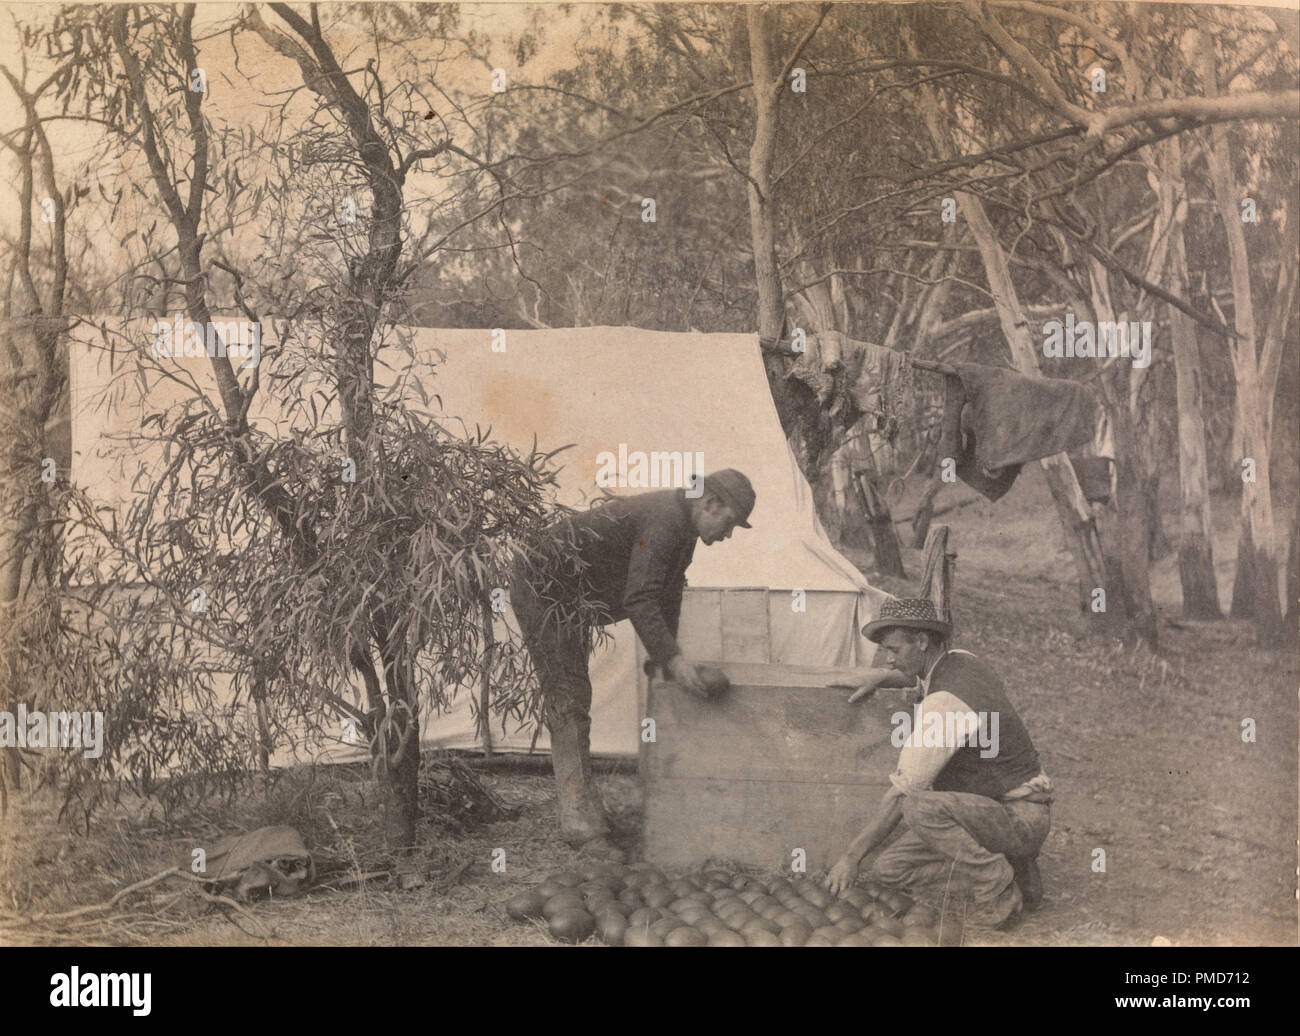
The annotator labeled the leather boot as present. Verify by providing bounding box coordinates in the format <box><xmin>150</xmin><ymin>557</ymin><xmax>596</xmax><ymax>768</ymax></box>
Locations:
<box><xmin>971</xmin><ymin>876</ymin><xmax>1023</xmax><ymax>930</ymax></box>
<box><xmin>1008</xmin><ymin>854</ymin><xmax>1043</xmax><ymax>911</ymax></box>
<box><xmin>578</xmin><ymin>726</ymin><xmax>611</xmax><ymax>825</ymax></box>
<box><xmin>548</xmin><ymin>715</ymin><xmax>610</xmax><ymax>846</ymax></box>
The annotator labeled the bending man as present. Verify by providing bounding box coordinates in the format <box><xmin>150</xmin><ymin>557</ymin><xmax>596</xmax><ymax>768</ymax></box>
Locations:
<box><xmin>511</xmin><ymin>469</ymin><xmax>755</xmax><ymax>847</ymax></box>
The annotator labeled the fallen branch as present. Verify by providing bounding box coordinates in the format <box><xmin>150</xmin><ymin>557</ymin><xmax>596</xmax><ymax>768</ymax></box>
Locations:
<box><xmin>0</xmin><ymin>865</ymin><xmax>272</xmax><ymax>940</ymax></box>
<box><xmin>186</xmin><ymin>882</ymin><xmax>272</xmax><ymax>939</ymax></box>
<box><xmin>0</xmin><ymin>865</ymin><xmax>182</xmax><ymax>926</ymax></box>
<box><xmin>316</xmin><ymin>870</ymin><xmax>392</xmax><ymax>891</ymax></box>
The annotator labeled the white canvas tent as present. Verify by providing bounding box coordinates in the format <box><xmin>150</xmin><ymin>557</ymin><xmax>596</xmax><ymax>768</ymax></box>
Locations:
<box><xmin>69</xmin><ymin>322</ymin><xmax>887</xmax><ymax>762</ymax></box>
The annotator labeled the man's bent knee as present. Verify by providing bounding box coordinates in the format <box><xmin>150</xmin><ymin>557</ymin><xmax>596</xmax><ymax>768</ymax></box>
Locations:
<box><xmin>900</xmin><ymin>789</ymin><xmax>956</xmax><ymax>828</ymax></box>
<box><xmin>872</xmin><ymin>852</ymin><xmax>912</xmax><ymax>887</ymax></box>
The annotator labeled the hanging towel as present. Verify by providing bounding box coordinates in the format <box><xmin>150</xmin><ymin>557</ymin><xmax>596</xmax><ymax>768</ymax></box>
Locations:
<box><xmin>955</xmin><ymin>421</ymin><xmax>1022</xmax><ymax>501</ymax></box>
<box><xmin>950</xmin><ymin>362</ymin><xmax>1101</xmax><ymax>470</ymax></box>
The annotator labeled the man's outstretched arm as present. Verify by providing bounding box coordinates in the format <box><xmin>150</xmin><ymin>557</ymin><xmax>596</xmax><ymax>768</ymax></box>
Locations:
<box><xmin>843</xmin><ymin>667</ymin><xmax>917</xmax><ymax>702</ymax></box>
<box><xmin>624</xmin><ymin>523</ymin><xmax>707</xmax><ymax>694</ymax></box>
<box><xmin>622</xmin><ymin>521</ymin><xmax>685</xmax><ymax>665</ymax></box>
<box><xmin>825</xmin><ymin>786</ymin><xmax>905</xmax><ymax>896</ymax></box>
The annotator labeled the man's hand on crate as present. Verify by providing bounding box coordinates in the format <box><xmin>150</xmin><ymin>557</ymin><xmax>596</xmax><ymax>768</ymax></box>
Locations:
<box><xmin>667</xmin><ymin>654</ymin><xmax>709</xmax><ymax>698</ymax></box>
<box><xmin>834</xmin><ymin>667</ymin><xmax>915</xmax><ymax>703</ymax></box>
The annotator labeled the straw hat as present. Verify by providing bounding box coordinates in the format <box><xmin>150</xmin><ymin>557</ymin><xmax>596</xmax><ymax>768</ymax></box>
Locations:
<box><xmin>861</xmin><ymin>597</ymin><xmax>952</xmax><ymax>643</ymax></box>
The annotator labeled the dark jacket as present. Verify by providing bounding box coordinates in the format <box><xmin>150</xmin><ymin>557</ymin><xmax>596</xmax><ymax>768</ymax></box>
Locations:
<box><xmin>517</xmin><ymin>489</ymin><xmax>698</xmax><ymax>666</ymax></box>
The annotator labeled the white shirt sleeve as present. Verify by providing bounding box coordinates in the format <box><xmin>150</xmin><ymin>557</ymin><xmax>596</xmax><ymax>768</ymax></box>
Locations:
<box><xmin>889</xmin><ymin>690</ymin><xmax>980</xmax><ymax>796</ymax></box>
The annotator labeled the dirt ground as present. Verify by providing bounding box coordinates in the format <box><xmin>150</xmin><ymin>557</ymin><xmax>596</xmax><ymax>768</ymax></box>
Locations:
<box><xmin>1</xmin><ymin>466</ymin><xmax>1295</xmax><ymax>946</ymax></box>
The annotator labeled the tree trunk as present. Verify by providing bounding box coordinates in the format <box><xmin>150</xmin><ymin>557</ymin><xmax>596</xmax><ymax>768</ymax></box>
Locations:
<box><xmin>746</xmin><ymin>6</ymin><xmax>867</xmax><ymax>550</ymax></box>
<box><xmin>820</xmin><ymin>444</ymin><xmax>876</xmax><ymax>554</ymax></box>
<box><xmin>959</xmin><ymin>205</ymin><xmax>1110</xmax><ymax>621</ymax></box>
<box><xmin>1195</xmin><ymin>32</ymin><xmax>1284</xmax><ymax>644</ymax></box>
<box><xmin>1284</xmin><ymin>504</ymin><xmax>1299</xmax><ymax>641</ymax></box>
<box><xmin>1102</xmin><ymin>398</ymin><xmax>1159</xmax><ymax>647</ymax></box>
<box><xmin>1</xmin><ymin>78</ymin><xmax>71</xmax><ymax>803</ymax></box>
<box><xmin>1261</xmin><ymin>202</ymin><xmax>1297</xmax><ymax>459</ymax></box>
<box><xmin>1144</xmin><ymin>473</ymin><xmax>1172</xmax><ymax>561</ymax></box>
<box><xmin>382</xmin><ymin>742</ymin><xmax>421</xmax><ymax>853</ymax></box>
<box><xmin>385</xmin><ymin>737</ymin><xmax>421</xmax><ymax>852</ymax></box>
<box><xmin>1078</xmin><ymin>244</ymin><xmax>1159</xmax><ymax>650</ymax></box>
<box><xmin>745</xmin><ymin>5</ymin><xmax>784</xmax><ymax>345</ymax></box>
<box><xmin>0</xmin><ymin>494</ymin><xmax>34</xmax><ymax>796</ymax></box>
<box><xmin>377</xmin><ymin>649</ymin><xmax>421</xmax><ymax>852</ymax></box>
<box><xmin>911</xmin><ymin>64</ymin><xmax>1110</xmax><ymax>627</ymax></box>
<box><xmin>1163</xmin><ymin>136</ymin><xmax>1222</xmax><ymax>618</ymax></box>
<box><xmin>479</xmin><ymin>599</ymin><xmax>495</xmax><ymax>758</ymax></box>
<box><xmin>852</xmin><ymin>463</ymin><xmax>906</xmax><ymax>578</ymax></box>
<box><xmin>911</xmin><ymin>474</ymin><xmax>943</xmax><ymax>549</ymax></box>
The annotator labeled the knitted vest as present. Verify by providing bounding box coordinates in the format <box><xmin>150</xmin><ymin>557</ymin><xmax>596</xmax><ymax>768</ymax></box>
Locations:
<box><xmin>927</xmin><ymin>652</ymin><xmax>1041</xmax><ymax>800</ymax></box>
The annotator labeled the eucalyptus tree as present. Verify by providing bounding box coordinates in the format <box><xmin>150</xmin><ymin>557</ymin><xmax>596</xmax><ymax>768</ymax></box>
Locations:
<box><xmin>24</xmin><ymin>2</ymin><xmax>589</xmax><ymax>846</ymax></box>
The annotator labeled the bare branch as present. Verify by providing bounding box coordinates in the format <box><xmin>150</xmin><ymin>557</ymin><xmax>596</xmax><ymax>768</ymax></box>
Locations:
<box><xmin>967</xmin><ymin>0</ymin><xmax>1095</xmax><ymax>128</ymax></box>
<box><xmin>773</xmin><ymin>3</ymin><xmax>833</xmax><ymax>101</ymax></box>
<box><xmin>1088</xmin><ymin>90</ymin><xmax>1299</xmax><ymax>137</ymax></box>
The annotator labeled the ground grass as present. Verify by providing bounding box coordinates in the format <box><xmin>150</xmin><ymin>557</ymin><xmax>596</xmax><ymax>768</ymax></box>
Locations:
<box><xmin>1</xmin><ymin>465</ymin><xmax>1295</xmax><ymax>946</ymax></box>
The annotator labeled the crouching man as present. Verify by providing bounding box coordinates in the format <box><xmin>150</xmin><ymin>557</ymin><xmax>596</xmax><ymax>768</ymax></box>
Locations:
<box><xmin>825</xmin><ymin>597</ymin><xmax>1053</xmax><ymax>929</ymax></box>
<box><xmin>510</xmin><ymin>469</ymin><xmax>755</xmax><ymax>848</ymax></box>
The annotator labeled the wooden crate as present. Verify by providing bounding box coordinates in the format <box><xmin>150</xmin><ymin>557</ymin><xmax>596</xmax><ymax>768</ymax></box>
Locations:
<box><xmin>640</xmin><ymin>661</ymin><xmax>905</xmax><ymax>873</ymax></box>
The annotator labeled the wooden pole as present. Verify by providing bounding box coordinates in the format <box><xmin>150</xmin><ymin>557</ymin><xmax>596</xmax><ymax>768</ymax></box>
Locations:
<box><xmin>479</xmin><ymin>599</ymin><xmax>494</xmax><ymax>758</ymax></box>
<box><xmin>921</xmin><ymin>524</ymin><xmax>957</xmax><ymax>630</ymax></box>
